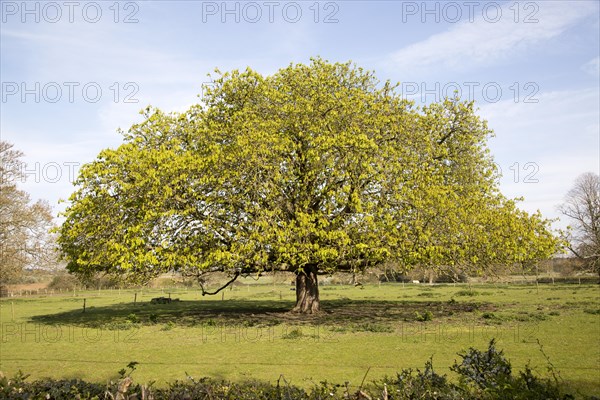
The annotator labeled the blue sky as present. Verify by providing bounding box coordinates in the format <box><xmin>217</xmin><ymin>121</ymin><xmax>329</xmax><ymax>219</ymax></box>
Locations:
<box><xmin>1</xmin><ymin>0</ymin><xmax>599</xmax><ymax>229</ymax></box>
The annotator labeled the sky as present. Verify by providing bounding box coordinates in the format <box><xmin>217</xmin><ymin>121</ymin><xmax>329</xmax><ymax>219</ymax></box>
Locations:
<box><xmin>1</xmin><ymin>0</ymin><xmax>599</xmax><ymax>230</ymax></box>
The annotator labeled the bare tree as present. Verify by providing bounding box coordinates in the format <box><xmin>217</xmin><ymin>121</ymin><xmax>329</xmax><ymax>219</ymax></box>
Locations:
<box><xmin>558</xmin><ymin>172</ymin><xmax>600</xmax><ymax>277</ymax></box>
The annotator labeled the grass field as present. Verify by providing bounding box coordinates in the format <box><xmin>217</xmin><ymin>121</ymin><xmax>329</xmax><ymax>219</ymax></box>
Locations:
<box><xmin>1</xmin><ymin>280</ymin><xmax>598</xmax><ymax>397</ymax></box>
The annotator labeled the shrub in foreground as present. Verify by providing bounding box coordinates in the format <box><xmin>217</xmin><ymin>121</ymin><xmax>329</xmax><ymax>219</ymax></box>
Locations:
<box><xmin>0</xmin><ymin>341</ymin><xmax>580</xmax><ymax>399</ymax></box>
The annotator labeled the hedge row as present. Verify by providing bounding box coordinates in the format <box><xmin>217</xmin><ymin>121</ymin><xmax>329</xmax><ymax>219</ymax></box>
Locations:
<box><xmin>0</xmin><ymin>340</ymin><xmax>587</xmax><ymax>400</ymax></box>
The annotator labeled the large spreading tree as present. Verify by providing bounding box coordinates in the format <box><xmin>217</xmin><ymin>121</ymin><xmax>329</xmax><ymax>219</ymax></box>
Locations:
<box><xmin>58</xmin><ymin>59</ymin><xmax>558</xmax><ymax>313</ymax></box>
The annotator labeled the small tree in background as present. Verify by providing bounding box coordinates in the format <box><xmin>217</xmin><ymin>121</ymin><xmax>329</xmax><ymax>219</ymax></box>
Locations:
<box><xmin>559</xmin><ymin>172</ymin><xmax>600</xmax><ymax>277</ymax></box>
<box><xmin>0</xmin><ymin>141</ymin><xmax>58</xmax><ymax>287</ymax></box>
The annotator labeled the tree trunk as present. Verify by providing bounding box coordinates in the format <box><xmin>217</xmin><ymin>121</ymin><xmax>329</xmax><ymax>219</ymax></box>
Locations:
<box><xmin>292</xmin><ymin>264</ymin><xmax>320</xmax><ymax>314</ymax></box>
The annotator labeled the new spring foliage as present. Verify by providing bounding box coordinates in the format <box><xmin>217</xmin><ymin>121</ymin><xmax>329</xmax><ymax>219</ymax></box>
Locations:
<box><xmin>58</xmin><ymin>59</ymin><xmax>559</xmax><ymax>283</ymax></box>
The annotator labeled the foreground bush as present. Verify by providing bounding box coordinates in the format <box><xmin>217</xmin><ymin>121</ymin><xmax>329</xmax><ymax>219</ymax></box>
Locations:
<box><xmin>0</xmin><ymin>340</ymin><xmax>581</xmax><ymax>399</ymax></box>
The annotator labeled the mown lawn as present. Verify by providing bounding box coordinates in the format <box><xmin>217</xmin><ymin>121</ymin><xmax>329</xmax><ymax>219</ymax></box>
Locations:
<box><xmin>1</xmin><ymin>281</ymin><xmax>598</xmax><ymax>397</ymax></box>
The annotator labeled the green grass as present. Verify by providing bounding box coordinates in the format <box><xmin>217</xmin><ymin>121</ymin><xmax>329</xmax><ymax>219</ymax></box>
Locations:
<box><xmin>1</xmin><ymin>282</ymin><xmax>598</xmax><ymax>397</ymax></box>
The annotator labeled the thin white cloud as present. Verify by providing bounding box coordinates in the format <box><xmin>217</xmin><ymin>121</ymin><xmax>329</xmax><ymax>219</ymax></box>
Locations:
<box><xmin>479</xmin><ymin>88</ymin><xmax>599</xmax><ymax>228</ymax></box>
<box><xmin>386</xmin><ymin>2</ymin><xmax>597</xmax><ymax>73</ymax></box>
<box><xmin>480</xmin><ymin>88</ymin><xmax>598</xmax><ymax>139</ymax></box>
<box><xmin>2</xmin><ymin>20</ymin><xmax>215</xmax><ymax>86</ymax></box>
<box><xmin>582</xmin><ymin>56</ymin><xmax>600</xmax><ymax>77</ymax></box>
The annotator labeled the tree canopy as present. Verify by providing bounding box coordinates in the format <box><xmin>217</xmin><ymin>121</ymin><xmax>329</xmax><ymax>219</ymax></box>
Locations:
<box><xmin>58</xmin><ymin>59</ymin><xmax>559</xmax><ymax>312</ymax></box>
<box><xmin>0</xmin><ymin>141</ymin><xmax>57</xmax><ymax>286</ymax></box>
